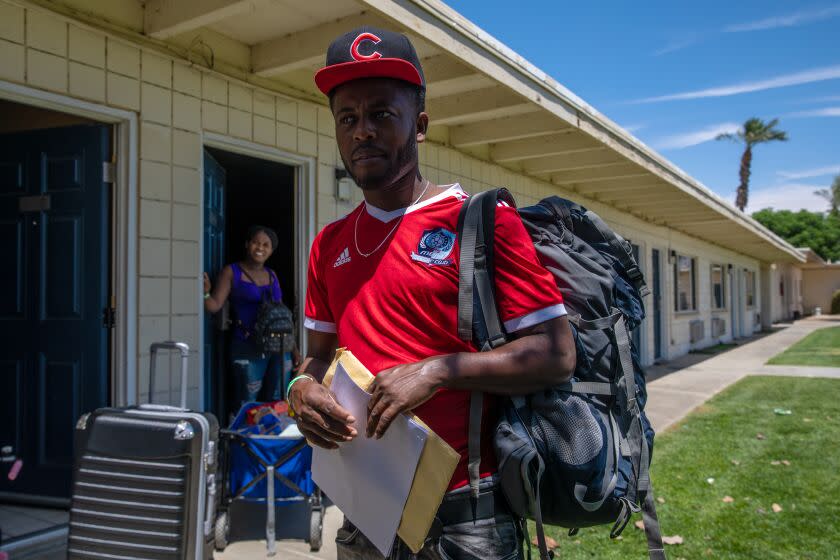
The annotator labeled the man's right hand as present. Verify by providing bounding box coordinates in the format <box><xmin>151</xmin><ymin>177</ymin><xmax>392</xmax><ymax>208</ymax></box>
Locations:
<box><xmin>290</xmin><ymin>379</ymin><xmax>357</xmax><ymax>449</ymax></box>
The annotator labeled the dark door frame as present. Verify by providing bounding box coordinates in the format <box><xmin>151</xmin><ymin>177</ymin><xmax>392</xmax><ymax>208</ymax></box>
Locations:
<box><xmin>0</xmin><ymin>82</ymin><xmax>139</xmax><ymax>412</ymax></box>
<box><xmin>651</xmin><ymin>248</ymin><xmax>664</xmax><ymax>362</ymax></box>
<box><xmin>628</xmin><ymin>242</ymin><xmax>648</xmax><ymax>365</ymax></box>
<box><xmin>1</xmin><ymin>124</ymin><xmax>111</xmax><ymax>500</ymax></box>
<box><xmin>200</xmin><ymin>133</ymin><xmax>315</xmax><ymax>411</ymax></box>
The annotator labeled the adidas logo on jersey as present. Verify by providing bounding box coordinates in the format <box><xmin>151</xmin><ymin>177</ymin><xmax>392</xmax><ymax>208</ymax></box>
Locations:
<box><xmin>333</xmin><ymin>247</ymin><xmax>351</xmax><ymax>268</ymax></box>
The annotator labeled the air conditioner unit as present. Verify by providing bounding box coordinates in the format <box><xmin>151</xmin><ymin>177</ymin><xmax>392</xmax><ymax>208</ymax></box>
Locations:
<box><xmin>689</xmin><ymin>320</ymin><xmax>704</xmax><ymax>343</ymax></box>
<box><xmin>711</xmin><ymin>317</ymin><xmax>726</xmax><ymax>338</ymax></box>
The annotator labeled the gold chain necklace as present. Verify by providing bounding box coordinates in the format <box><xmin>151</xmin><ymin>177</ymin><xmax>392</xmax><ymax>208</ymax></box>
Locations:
<box><xmin>354</xmin><ymin>179</ymin><xmax>431</xmax><ymax>258</ymax></box>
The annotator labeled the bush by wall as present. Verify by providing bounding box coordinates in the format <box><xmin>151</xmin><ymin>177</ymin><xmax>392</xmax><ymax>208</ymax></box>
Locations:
<box><xmin>831</xmin><ymin>289</ymin><xmax>840</xmax><ymax>315</ymax></box>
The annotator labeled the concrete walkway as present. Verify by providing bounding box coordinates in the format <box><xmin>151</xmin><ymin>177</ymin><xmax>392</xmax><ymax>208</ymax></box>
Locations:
<box><xmin>645</xmin><ymin>316</ymin><xmax>840</xmax><ymax>433</ymax></box>
<box><xmin>216</xmin><ymin>317</ymin><xmax>840</xmax><ymax>559</ymax></box>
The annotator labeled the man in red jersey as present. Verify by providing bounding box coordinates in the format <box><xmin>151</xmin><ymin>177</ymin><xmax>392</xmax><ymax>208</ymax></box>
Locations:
<box><xmin>288</xmin><ymin>27</ymin><xmax>576</xmax><ymax>560</ymax></box>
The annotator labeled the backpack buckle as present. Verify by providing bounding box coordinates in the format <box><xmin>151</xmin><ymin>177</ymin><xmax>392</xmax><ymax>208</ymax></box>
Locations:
<box><xmin>627</xmin><ymin>266</ymin><xmax>643</xmax><ymax>282</ymax></box>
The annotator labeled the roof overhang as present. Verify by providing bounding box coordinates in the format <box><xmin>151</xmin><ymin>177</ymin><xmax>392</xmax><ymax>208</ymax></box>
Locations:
<box><xmin>129</xmin><ymin>0</ymin><xmax>806</xmax><ymax>263</ymax></box>
<box><xmin>797</xmin><ymin>247</ymin><xmax>828</xmax><ymax>265</ymax></box>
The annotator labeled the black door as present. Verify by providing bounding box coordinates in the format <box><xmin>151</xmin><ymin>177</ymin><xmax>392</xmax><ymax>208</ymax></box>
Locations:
<box><xmin>651</xmin><ymin>249</ymin><xmax>663</xmax><ymax>360</ymax></box>
<box><xmin>203</xmin><ymin>150</ymin><xmax>226</xmax><ymax>418</ymax></box>
<box><xmin>0</xmin><ymin>125</ymin><xmax>111</xmax><ymax>499</ymax></box>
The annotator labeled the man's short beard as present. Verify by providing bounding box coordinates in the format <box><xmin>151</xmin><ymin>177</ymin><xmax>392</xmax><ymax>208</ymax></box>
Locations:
<box><xmin>345</xmin><ymin>133</ymin><xmax>417</xmax><ymax>190</ymax></box>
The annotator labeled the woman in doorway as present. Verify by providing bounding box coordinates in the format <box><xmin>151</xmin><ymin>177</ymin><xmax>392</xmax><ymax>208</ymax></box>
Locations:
<box><xmin>204</xmin><ymin>225</ymin><xmax>298</xmax><ymax>410</ymax></box>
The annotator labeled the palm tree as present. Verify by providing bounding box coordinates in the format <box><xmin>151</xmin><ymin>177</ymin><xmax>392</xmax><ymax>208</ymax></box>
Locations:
<box><xmin>815</xmin><ymin>174</ymin><xmax>840</xmax><ymax>216</ymax></box>
<box><xmin>716</xmin><ymin>118</ymin><xmax>788</xmax><ymax>211</ymax></box>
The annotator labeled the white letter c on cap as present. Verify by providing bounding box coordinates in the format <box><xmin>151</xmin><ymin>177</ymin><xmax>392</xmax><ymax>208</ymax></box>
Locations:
<box><xmin>350</xmin><ymin>32</ymin><xmax>382</xmax><ymax>61</ymax></box>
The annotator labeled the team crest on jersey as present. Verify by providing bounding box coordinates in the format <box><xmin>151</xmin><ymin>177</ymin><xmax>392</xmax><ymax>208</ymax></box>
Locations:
<box><xmin>411</xmin><ymin>227</ymin><xmax>456</xmax><ymax>266</ymax></box>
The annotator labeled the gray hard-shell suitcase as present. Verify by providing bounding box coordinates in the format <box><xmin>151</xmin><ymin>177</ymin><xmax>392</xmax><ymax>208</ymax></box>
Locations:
<box><xmin>68</xmin><ymin>342</ymin><xmax>220</xmax><ymax>560</ymax></box>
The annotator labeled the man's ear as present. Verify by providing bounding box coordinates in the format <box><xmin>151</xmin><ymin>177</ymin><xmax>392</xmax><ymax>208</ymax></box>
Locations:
<box><xmin>416</xmin><ymin>112</ymin><xmax>429</xmax><ymax>143</ymax></box>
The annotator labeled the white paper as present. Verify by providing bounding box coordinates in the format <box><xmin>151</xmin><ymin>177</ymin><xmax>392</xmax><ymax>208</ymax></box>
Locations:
<box><xmin>312</xmin><ymin>362</ymin><xmax>428</xmax><ymax>557</ymax></box>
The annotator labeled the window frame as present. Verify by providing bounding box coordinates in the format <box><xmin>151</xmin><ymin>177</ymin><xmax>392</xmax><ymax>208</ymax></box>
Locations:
<box><xmin>710</xmin><ymin>263</ymin><xmax>727</xmax><ymax>310</ymax></box>
<box><xmin>745</xmin><ymin>269</ymin><xmax>756</xmax><ymax>309</ymax></box>
<box><xmin>673</xmin><ymin>253</ymin><xmax>697</xmax><ymax>313</ymax></box>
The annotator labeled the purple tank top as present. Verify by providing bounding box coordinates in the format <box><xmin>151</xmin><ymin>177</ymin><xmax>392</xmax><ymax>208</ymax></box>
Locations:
<box><xmin>230</xmin><ymin>263</ymin><xmax>283</xmax><ymax>342</ymax></box>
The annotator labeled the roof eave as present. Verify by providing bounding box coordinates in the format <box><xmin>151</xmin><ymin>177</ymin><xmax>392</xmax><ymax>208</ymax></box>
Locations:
<box><xmin>364</xmin><ymin>0</ymin><xmax>804</xmax><ymax>263</ymax></box>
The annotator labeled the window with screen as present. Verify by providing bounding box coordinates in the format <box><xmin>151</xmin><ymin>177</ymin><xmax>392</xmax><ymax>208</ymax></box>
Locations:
<box><xmin>674</xmin><ymin>254</ymin><xmax>696</xmax><ymax>311</ymax></box>
<box><xmin>711</xmin><ymin>264</ymin><xmax>726</xmax><ymax>310</ymax></box>
<box><xmin>745</xmin><ymin>269</ymin><xmax>756</xmax><ymax>308</ymax></box>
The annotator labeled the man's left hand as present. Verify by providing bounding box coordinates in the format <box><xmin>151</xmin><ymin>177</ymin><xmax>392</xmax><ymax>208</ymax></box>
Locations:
<box><xmin>366</xmin><ymin>356</ymin><xmax>447</xmax><ymax>438</ymax></box>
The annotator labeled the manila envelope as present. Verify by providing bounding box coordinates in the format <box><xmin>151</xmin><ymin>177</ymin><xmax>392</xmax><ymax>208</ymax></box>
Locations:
<box><xmin>320</xmin><ymin>348</ymin><xmax>460</xmax><ymax>553</ymax></box>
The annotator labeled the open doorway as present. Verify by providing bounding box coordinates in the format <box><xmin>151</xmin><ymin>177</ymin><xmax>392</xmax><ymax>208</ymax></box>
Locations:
<box><xmin>0</xmin><ymin>99</ymin><xmax>113</xmax><ymax>546</ymax></box>
<box><xmin>202</xmin><ymin>147</ymin><xmax>297</xmax><ymax>421</ymax></box>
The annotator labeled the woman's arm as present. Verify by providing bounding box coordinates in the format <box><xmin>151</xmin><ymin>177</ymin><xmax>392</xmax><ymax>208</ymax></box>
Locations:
<box><xmin>204</xmin><ymin>265</ymin><xmax>233</xmax><ymax>314</ymax></box>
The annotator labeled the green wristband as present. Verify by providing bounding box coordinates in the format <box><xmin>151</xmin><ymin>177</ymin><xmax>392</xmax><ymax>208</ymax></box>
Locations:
<box><xmin>287</xmin><ymin>374</ymin><xmax>316</xmax><ymax>397</ymax></box>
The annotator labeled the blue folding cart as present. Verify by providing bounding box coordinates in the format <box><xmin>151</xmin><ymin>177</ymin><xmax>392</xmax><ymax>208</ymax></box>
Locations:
<box><xmin>214</xmin><ymin>404</ymin><xmax>323</xmax><ymax>555</ymax></box>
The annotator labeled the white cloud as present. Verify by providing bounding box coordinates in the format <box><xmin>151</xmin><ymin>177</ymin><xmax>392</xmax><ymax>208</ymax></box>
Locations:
<box><xmin>622</xmin><ymin>123</ymin><xmax>646</xmax><ymax>134</ymax></box>
<box><xmin>794</xmin><ymin>95</ymin><xmax>840</xmax><ymax>103</ymax></box>
<box><xmin>777</xmin><ymin>165</ymin><xmax>840</xmax><ymax>180</ymax></box>
<box><xmin>724</xmin><ymin>6</ymin><xmax>840</xmax><ymax>33</ymax></box>
<box><xmin>653</xmin><ymin>37</ymin><xmax>698</xmax><ymax>56</ymax></box>
<box><xmin>654</xmin><ymin>122</ymin><xmax>741</xmax><ymax>150</ymax></box>
<box><xmin>632</xmin><ymin>65</ymin><xmax>840</xmax><ymax>103</ymax></box>
<box><xmin>746</xmin><ymin>183</ymin><xmax>831</xmax><ymax>213</ymax></box>
<box><xmin>787</xmin><ymin>106</ymin><xmax>840</xmax><ymax>117</ymax></box>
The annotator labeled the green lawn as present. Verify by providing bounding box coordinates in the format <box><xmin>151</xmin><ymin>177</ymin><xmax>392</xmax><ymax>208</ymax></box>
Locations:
<box><xmin>689</xmin><ymin>343</ymin><xmax>739</xmax><ymax>355</ymax></box>
<box><xmin>527</xmin><ymin>376</ymin><xmax>840</xmax><ymax>559</ymax></box>
<box><xmin>766</xmin><ymin>326</ymin><xmax>840</xmax><ymax>367</ymax></box>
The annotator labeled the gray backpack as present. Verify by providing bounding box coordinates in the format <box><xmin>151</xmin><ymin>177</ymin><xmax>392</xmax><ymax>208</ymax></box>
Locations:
<box><xmin>457</xmin><ymin>189</ymin><xmax>665</xmax><ymax>560</ymax></box>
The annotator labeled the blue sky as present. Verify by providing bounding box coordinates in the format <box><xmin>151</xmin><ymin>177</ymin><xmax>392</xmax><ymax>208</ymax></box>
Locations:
<box><xmin>445</xmin><ymin>0</ymin><xmax>840</xmax><ymax>213</ymax></box>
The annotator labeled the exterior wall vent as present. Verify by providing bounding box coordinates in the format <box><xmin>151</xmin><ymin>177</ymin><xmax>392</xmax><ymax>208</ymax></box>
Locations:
<box><xmin>711</xmin><ymin>317</ymin><xmax>726</xmax><ymax>338</ymax></box>
<box><xmin>689</xmin><ymin>320</ymin><xmax>705</xmax><ymax>344</ymax></box>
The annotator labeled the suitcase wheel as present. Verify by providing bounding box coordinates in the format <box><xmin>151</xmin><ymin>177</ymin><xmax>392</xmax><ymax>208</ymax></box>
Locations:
<box><xmin>214</xmin><ymin>511</ymin><xmax>230</xmax><ymax>551</ymax></box>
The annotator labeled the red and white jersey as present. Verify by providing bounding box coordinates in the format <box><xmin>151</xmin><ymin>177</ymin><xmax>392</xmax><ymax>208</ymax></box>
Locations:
<box><xmin>304</xmin><ymin>184</ymin><xmax>566</xmax><ymax>489</ymax></box>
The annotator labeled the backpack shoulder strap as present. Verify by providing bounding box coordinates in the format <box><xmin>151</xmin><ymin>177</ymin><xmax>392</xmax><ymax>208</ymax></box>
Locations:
<box><xmin>642</xmin><ymin>485</ymin><xmax>667</xmax><ymax>560</ymax></box>
<box><xmin>457</xmin><ymin>188</ymin><xmax>507</xmax><ymax>347</ymax></box>
<box><xmin>240</xmin><ymin>265</ymin><xmax>274</xmax><ymax>302</ymax></box>
<box><xmin>613</xmin><ymin>309</ymin><xmax>665</xmax><ymax>560</ymax></box>
<box><xmin>457</xmin><ymin>188</ymin><xmax>510</xmax><ymax>499</ymax></box>
<box><xmin>267</xmin><ymin>267</ymin><xmax>282</xmax><ymax>302</ymax></box>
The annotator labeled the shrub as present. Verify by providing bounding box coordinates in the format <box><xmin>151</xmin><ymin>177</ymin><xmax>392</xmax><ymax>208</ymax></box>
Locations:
<box><xmin>831</xmin><ymin>289</ymin><xmax>840</xmax><ymax>315</ymax></box>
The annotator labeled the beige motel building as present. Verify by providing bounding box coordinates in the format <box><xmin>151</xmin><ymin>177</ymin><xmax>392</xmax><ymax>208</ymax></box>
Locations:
<box><xmin>2</xmin><ymin>0</ymin><xmax>835</xmax><ymax>551</ymax></box>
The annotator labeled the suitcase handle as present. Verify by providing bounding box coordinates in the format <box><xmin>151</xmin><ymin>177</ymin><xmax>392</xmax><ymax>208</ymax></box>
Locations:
<box><xmin>149</xmin><ymin>341</ymin><xmax>190</xmax><ymax>409</ymax></box>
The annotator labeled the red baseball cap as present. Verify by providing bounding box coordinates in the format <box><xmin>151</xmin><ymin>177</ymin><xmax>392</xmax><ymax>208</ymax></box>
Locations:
<box><xmin>315</xmin><ymin>27</ymin><xmax>425</xmax><ymax>95</ymax></box>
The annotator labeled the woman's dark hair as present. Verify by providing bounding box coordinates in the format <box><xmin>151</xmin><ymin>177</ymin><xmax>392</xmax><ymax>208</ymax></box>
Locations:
<box><xmin>246</xmin><ymin>225</ymin><xmax>278</xmax><ymax>251</ymax></box>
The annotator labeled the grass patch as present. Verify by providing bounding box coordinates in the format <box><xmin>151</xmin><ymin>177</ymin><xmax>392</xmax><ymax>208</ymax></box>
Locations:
<box><xmin>528</xmin><ymin>376</ymin><xmax>840</xmax><ymax>559</ymax></box>
<box><xmin>690</xmin><ymin>343</ymin><xmax>739</xmax><ymax>355</ymax></box>
<box><xmin>767</xmin><ymin>326</ymin><xmax>840</xmax><ymax>366</ymax></box>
